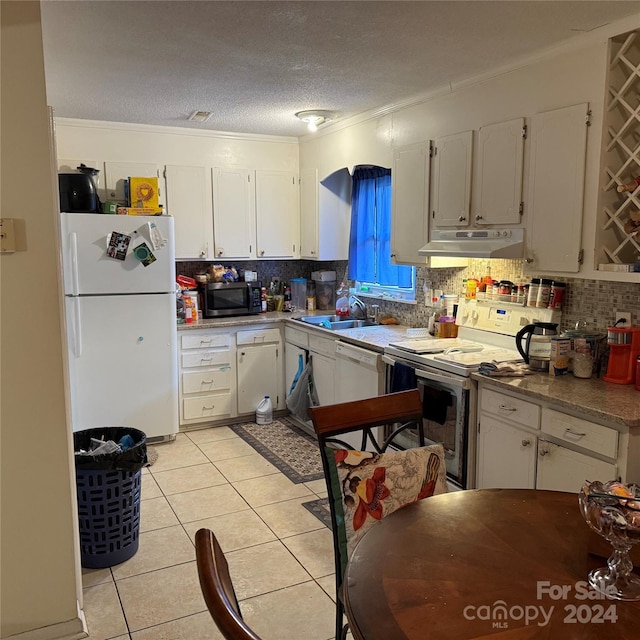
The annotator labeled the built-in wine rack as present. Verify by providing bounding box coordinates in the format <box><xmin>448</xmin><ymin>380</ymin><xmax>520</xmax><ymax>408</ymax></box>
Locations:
<box><xmin>599</xmin><ymin>30</ymin><xmax>640</xmax><ymax>268</ymax></box>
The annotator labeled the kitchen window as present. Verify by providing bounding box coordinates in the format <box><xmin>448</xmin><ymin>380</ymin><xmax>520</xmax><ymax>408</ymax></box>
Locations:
<box><xmin>348</xmin><ymin>165</ymin><xmax>415</xmax><ymax>302</ymax></box>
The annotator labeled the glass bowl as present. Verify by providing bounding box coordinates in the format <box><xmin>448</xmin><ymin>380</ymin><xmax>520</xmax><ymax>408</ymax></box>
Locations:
<box><xmin>579</xmin><ymin>480</ymin><xmax>640</xmax><ymax>601</ymax></box>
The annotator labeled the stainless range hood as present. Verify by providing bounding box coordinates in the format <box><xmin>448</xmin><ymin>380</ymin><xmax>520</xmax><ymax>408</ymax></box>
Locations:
<box><xmin>419</xmin><ymin>228</ymin><xmax>524</xmax><ymax>259</ymax></box>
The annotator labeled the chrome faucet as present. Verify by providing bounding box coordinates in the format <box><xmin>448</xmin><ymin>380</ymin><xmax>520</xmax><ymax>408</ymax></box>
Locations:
<box><xmin>370</xmin><ymin>304</ymin><xmax>380</xmax><ymax>324</ymax></box>
<box><xmin>348</xmin><ymin>294</ymin><xmax>367</xmax><ymax>319</ymax></box>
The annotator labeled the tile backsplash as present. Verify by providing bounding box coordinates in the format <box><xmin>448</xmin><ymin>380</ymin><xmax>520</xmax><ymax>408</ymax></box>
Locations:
<box><xmin>176</xmin><ymin>259</ymin><xmax>638</xmax><ymax>333</ymax></box>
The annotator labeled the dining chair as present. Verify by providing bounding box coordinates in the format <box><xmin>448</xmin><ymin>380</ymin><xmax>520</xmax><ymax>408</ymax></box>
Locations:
<box><xmin>195</xmin><ymin>528</ymin><xmax>263</xmax><ymax>640</ymax></box>
<box><xmin>307</xmin><ymin>389</ymin><xmax>448</xmax><ymax>640</ymax></box>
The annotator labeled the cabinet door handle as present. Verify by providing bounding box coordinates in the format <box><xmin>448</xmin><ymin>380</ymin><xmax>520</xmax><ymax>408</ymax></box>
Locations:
<box><xmin>564</xmin><ymin>428</ymin><xmax>586</xmax><ymax>439</ymax></box>
<box><xmin>201</xmin><ymin>379</ymin><xmax>214</xmax><ymax>385</ymax></box>
<box><xmin>521</xmin><ymin>439</ymin><xmax>531</xmax><ymax>447</ymax></box>
<box><xmin>458</xmin><ymin>215</ymin><xmax>467</xmax><ymax>222</ymax></box>
<box><xmin>498</xmin><ymin>404</ymin><xmax>517</xmax><ymax>412</ymax></box>
<box><xmin>475</xmin><ymin>215</ymin><xmax>483</xmax><ymax>222</ymax></box>
<box><xmin>539</xmin><ymin>448</ymin><xmax>549</xmax><ymax>456</ymax></box>
<box><xmin>202</xmin><ymin>405</ymin><xmax>215</xmax><ymax>411</ymax></box>
<box><xmin>260</xmin><ymin>250</ymin><xmax>265</xmax><ymax>256</ymax></box>
<box><xmin>525</xmin><ymin>257</ymin><xmax>534</xmax><ymax>264</ymax></box>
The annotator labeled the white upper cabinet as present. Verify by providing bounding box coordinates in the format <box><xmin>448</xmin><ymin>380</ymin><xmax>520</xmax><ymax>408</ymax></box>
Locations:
<box><xmin>164</xmin><ymin>165</ymin><xmax>213</xmax><ymax>260</ymax></box>
<box><xmin>525</xmin><ymin>103</ymin><xmax>588</xmax><ymax>273</ymax></box>
<box><xmin>432</xmin><ymin>130</ymin><xmax>473</xmax><ymax>228</ymax></box>
<box><xmin>104</xmin><ymin>161</ymin><xmax>161</xmax><ymax>206</ymax></box>
<box><xmin>391</xmin><ymin>142</ymin><xmax>430</xmax><ymax>265</ymax></box>
<box><xmin>475</xmin><ymin>118</ymin><xmax>525</xmax><ymax>226</ymax></box>
<box><xmin>212</xmin><ymin>167</ymin><xmax>255</xmax><ymax>260</ymax></box>
<box><xmin>300</xmin><ymin>168</ymin><xmax>319</xmax><ymax>259</ymax></box>
<box><xmin>255</xmin><ymin>170</ymin><xmax>299</xmax><ymax>258</ymax></box>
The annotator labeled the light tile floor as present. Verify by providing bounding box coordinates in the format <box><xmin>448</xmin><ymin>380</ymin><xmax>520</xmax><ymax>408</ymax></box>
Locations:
<box><xmin>81</xmin><ymin>426</ymin><xmax>342</xmax><ymax>640</ymax></box>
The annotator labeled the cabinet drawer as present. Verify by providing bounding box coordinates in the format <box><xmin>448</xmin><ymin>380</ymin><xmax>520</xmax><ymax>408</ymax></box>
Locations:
<box><xmin>182</xmin><ymin>351</ymin><xmax>232</xmax><ymax>369</ymax></box>
<box><xmin>309</xmin><ymin>334</ymin><xmax>337</xmax><ymax>357</ymax></box>
<box><xmin>182</xmin><ymin>369</ymin><xmax>232</xmax><ymax>394</ymax></box>
<box><xmin>181</xmin><ymin>332</ymin><xmax>231</xmax><ymax>350</ymax></box>
<box><xmin>183</xmin><ymin>393</ymin><xmax>232</xmax><ymax>421</ymax></box>
<box><xmin>541</xmin><ymin>408</ymin><xmax>618</xmax><ymax>460</ymax></box>
<box><xmin>236</xmin><ymin>328</ymin><xmax>280</xmax><ymax>345</ymax></box>
<box><xmin>480</xmin><ymin>388</ymin><xmax>540</xmax><ymax>431</ymax></box>
<box><xmin>285</xmin><ymin>325</ymin><xmax>309</xmax><ymax>349</ymax></box>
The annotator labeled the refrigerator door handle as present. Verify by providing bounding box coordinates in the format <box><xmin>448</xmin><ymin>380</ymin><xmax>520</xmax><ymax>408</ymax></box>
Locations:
<box><xmin>72</xmin><ymin>297</ymin><xmax>82</xmax><ymax>357</ymax></box>
<box><xmin>70</xmin><ymin>231</ymin><xmax>80</xmax><ymax>295</ymax></box>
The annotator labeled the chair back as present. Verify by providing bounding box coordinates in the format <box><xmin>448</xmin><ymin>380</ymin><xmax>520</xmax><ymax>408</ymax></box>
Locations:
<box><xmin>195</xmin><ymin>528</ymin><xmax>262</xmax><ymax>640</ymax></box>
<box><xmin>307</xmin><ymin>390</ymin><xmax>447</xmax><ymax>640</ymax></box>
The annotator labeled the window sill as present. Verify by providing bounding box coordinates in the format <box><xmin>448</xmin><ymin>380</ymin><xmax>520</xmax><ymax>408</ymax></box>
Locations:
<box><xmin>351</xmin><ymin>290</ymin><xmax>417</xmax><ymax>305</ymax></box>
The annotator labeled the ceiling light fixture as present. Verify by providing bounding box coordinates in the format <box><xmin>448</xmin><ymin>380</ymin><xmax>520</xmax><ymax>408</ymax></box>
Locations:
<box><xmin>188</xmin><ymin>110</ymin><xmax>213</xmax><ymax>123</ymax></box>
<box><xmin>295</xmin><ymin>110</ymin><xmax>335</xmax><ymax>132</ymax></box>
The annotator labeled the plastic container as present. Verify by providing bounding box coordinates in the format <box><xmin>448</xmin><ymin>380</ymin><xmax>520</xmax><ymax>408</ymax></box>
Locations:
<box><xmin>74</xmin><ymin>427</ymin><xmax>147</xmax><ymax>568</ymax></box>
<box><xmin>256</xmin><ymin>395</ymin><xmax>273</xmax><ymax>425</ymax></box>
<box><xmin>536</xmin><ymin>278</ymin><xmax>552</xmax><ymax>308</ymax></box>
<box><xmin>315</xmin><ymin>281</ymin><xmax>336</xmax><ymax>310</ymax></box>
<box><xmin>290</xmin><ymin>278</ymin><xmax>307</xmax><ymax>311</ymax></box>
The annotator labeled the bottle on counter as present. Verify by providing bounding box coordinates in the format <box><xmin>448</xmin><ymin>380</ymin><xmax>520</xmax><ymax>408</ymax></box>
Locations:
<box><xmin>261</xmin><ymin>286</ymin><xmax>267</xmax><ymax>313</ymax></box>
<box><xmin>283</xmin><ymin>284</ymin><xmax>292</xmax><ymax>311</ymax></box>
<box><xmin>336</xmin><ymin>283</ymin><xmax>350</xmax><ymax>317</ymax></box>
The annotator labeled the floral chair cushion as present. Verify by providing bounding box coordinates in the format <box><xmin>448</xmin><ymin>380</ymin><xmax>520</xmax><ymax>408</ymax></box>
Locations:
<box><xmin>326</xmin><ymin>444</ymin><xmax>447</xmax><ymax>575</ymax></box>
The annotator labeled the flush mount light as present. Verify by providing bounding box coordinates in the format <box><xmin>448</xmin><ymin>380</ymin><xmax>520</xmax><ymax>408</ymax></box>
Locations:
<box><xmin>188</xmin><ymin>110</ymin><xmax>213</xmax><ymax>123</ymax></box>
<box><xmin>295</xmin><ymin>110</ymin><xmax>335</xmax><ymax>132</ymax></box>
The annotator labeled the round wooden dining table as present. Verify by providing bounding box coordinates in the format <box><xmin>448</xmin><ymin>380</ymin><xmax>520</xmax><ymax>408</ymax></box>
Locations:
<box><xmin>343</xmin><ymin>489</ymin><xmax>640</xmax><ymax>639</ymax></box>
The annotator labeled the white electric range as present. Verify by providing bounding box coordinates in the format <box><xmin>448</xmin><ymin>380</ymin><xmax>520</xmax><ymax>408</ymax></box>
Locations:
<box><xmin>382</xmin><ymin>299</ymin><xmax>561</xmax><ymax>489</ymax></box>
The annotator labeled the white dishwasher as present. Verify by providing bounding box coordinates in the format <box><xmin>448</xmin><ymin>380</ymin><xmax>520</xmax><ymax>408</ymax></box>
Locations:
<box><xmin>334</xmin><ymin>341</ymin><xmax>385</xmax><ymax>450</ymax></box>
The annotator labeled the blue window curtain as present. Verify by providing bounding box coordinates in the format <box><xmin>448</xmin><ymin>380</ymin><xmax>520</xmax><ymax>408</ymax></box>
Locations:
<box><xmin>348</xmin><ymin>166</ymin><xmax>412</xmax><ymax>288</ymax></box>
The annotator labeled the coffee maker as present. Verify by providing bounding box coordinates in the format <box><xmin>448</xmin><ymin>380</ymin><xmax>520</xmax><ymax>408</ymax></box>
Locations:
<box><xmin>603</xmin><ymin>326</ymin><xmax>640</xmax><ymax>384</ymax></box>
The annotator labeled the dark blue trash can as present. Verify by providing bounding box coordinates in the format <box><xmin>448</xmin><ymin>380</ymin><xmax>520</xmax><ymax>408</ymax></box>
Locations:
<box><xmin>73</xmin><ymin>427</ymin><xmax>147</xmax><ymax>569</ymax></box>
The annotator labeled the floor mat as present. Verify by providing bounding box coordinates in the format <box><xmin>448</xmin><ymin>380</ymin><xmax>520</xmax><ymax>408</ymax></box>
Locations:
<box><xmin>302</xmin><ymin>497</ymin><xmax>331</xmax><ymax>529</ymax></box>
<box><xmin>230</xmin><ymin>417</ymin><xmax>324</xmax><ymax>484</ymax></box>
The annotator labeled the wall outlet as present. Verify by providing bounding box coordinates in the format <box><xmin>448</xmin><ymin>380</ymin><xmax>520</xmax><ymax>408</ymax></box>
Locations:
<box><xmin>615</xmin><ymin>311</ymin><xmax>632</xmax><ymax>325</ymax></box>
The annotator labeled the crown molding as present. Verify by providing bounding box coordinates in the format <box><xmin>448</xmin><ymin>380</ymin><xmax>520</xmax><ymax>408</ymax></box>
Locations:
<box><xmin>53</xmin><ymin>117</ymin><xmax>298</xmax><ymax>145</ymax></box>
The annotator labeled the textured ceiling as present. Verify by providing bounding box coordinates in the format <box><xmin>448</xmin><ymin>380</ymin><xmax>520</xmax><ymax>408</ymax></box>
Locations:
<box><xmin>40</xmin><ymin>1</ymin><xmax>640</xmax><ymax>138</ymax></box>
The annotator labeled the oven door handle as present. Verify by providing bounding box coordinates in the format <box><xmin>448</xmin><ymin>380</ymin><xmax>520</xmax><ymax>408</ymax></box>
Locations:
<box><xmin>383</xmin><ymin>355</ymin><xmax>471</xmax><ymax>390</ymax></box>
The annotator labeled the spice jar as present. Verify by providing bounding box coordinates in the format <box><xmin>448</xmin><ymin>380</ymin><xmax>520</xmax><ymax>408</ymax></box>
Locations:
<box><xmin>572</xmin><ymin>338</ymin><xmax>593</xmax><ymax>379</ymax></box>
<box><xmin>548</xmin><ymin>281</ymin><xmax>566</xmax><ymax>309</ymax></box>
<box><xmin>527</xmin><ymin>278</ymin><xmax>541</xmax><ymax>307</ymax></box>
<box><xmin>536</xmin><ymin>278</ymin><xmax>552</xmax><ymax>308</ymax></box>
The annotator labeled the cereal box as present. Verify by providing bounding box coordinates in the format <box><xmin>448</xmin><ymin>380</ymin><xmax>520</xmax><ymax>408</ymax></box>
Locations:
<box><xmin>129</xmin><ymin>177</ymin><xmax>159</xmax><ymax>211</ymax></box>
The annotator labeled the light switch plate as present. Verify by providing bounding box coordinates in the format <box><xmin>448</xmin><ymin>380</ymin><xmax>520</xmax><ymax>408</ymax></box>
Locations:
<box><xmin>0</xmin><ymin>218</ymin><xmax>16</xmax><ymax>252</ymax></box>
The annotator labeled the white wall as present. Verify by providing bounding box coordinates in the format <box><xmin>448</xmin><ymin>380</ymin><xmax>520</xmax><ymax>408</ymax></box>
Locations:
<box><xmin>0</xmin><ymin>2</ymin><xmax>83</xmax><ymax>638</ymax></box>
<box><xmin>298</xmin><ymin>33</ymin><xmax>637</xmax><ymax>281</ymax></box>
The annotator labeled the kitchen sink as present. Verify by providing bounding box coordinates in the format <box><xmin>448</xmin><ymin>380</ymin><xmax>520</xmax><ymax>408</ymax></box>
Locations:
<box><xmin>297</xmin><ymin>315</ymin><xmax>378</xmax><ymax>330</ymax></box>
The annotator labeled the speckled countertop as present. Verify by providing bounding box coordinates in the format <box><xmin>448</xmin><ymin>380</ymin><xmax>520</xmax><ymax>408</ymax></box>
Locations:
<box><xmin>178</xmin><ymin>312</ymin><xmax>410</xmax><ymax>352</ymax></box>
<box><xmin>473</xmin><ymin>372</ymin><xmax>640</xmax><ymax>429</ymax></box>
<box><xmin>179</xmin><ymin>314</ymin><xmax>640</xmax><ymax>429</ymax></box>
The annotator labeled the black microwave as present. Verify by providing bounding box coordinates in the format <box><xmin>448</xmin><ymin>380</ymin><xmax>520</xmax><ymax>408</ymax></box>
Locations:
<box><xmin>203</xmin><ymin>282</ymin><xmax>262</xmax><ymax>318</ymax></box>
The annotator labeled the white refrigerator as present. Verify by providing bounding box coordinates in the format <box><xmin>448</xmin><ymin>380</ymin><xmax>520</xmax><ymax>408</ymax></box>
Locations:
<box><xmin>60</xmin><ymin>212</ymin><xmax>178</xmax><ymax>440</ymax></box>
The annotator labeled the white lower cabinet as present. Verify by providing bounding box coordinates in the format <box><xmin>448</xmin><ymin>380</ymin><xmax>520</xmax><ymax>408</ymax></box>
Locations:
<box><xmin>179</xmin><ymin>329</ymin><xmax>235</xmax><ymax>426</ymax></box>
<box><xmin>477</xmin><ymin>384</ymin><xmax>623</xmax><ymax>492</ymax></box>
<box><xmin>477</xmin><ymin>415</ymin><xmax>537</xmax><ymax>489</ymax></box>
<box><xmin>236</xmin><ymin>328</ymin><xmax>282</xmax><ymax>415</ymax></box>
<box><xmin>536</xmin><ymin>439</ymin><xmax>617</xmax><ymax>492</ymax></box>
<box><xmin>308</xmin><ymin>333</ymin><xmax>337</xmax><ymax>406</ymax></box>
<box><xmin>179</xmin><ymin>324</ymin><xmax>284</xmax><ymax>427</ymax></box>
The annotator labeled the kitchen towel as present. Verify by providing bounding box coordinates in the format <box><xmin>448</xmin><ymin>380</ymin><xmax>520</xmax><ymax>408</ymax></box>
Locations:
<box><xmin>477</xmin><ymin>361</ymin><xmax>533</xmax><ymax>377</ymax></box>
<box><xmin>390</xmin><ymin>362</ymin><xmax>417</xmax><ymax>392</ymax></box>
<box><xmin>422</xmin><ymin>387</ymin><xmax>452</xmax><ymax>425</ymax></box>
